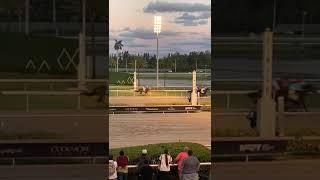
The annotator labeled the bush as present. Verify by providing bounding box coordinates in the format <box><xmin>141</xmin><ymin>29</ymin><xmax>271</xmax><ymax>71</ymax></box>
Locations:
<box><xmin>109</xmin><ymin>142</ymin><xmax>211</xmax><ymax>165</ymax></box>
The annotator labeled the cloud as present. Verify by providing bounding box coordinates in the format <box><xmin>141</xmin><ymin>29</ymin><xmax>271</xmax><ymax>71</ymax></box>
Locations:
<box><xmin>117</xmin><ymin>28</ymin><xmax>183</xmax><ymax>40</ymax></box>
<box><xmin>143</xmin><ymin>1</ymin><xmax>210</xmax><ymax>13</ymax></box>
<box><xmin>174</xmin><ymin>12</ymin><xmax>211</xmax><ymax>26</ymax></box>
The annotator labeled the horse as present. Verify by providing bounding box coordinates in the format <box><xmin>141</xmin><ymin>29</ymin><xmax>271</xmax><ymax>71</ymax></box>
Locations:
<box><xmin>198</xmin><ymin>86</ymin><xmax>209</xmax><ymax>97</ymax></box>
<box><xmin>81</xmin><ymin>85</ymin><xmax>107</xmax><ymax>105</ymax></box>
<box><xmin>247</xmin><ymin>80</ymin><xmax>317</xmax><ymax>112</ymax></box>
<box><xmin>286</xmin><ymin>83</ymin><xmax>317</xmax><ymax>111</ymax></box>
<box><xmin>135</xmin><ymin>86</ymin><xmax>150</xmax><ymax>95</ymax></box>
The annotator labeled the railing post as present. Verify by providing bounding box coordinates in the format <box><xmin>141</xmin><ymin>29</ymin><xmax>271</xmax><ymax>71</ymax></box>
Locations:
<box><xmin>77</xmin><ymin>95</ymin><xmax>81</xmax><ymax>110</ymax></box>
<box><xmin>12</xmin><ymin>158</ymin><xmax>15</xmax><ymax>167</ymax></box>
<box><xmin>226</xmin><ymin>94</ymin><xmax>230</xmax><ymax>109</ymax></box>
<box><xmin>26</xmin><ymin>94</ymin><xmax>29</xmax><ymax>112</ymax></box>
<box><xmin>277</xmin><ymin>97</ymin><xmax>285</xmax><ymax>136</ymax></box>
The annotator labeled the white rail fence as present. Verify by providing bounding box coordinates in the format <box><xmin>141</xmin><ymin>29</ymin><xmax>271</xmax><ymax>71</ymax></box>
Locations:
<box><xmin>0</xmin><ymin>79</ymin><xmax>106</xmax><ymax>91</ymax></box>
<box><xmin>1</xmin><ymin>91</ymin><xmax>83</xmax><ymax>112</ymax></box>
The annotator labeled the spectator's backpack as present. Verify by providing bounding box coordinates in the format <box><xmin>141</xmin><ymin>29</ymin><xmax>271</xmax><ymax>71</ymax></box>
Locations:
<box><xmin>109</xmin><ymin>161</ymin><xmax>116</xmax><ymax>177</ymax></box>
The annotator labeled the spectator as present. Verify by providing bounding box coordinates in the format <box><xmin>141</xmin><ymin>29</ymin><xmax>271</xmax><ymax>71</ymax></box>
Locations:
<box><xmin>181</xmin><ymin>150</ymin><xmax>200</xmax><ymax>180</ymax></box>
<box><xmin>141</xmin><ymin>159</ymin><xmax>154</xmax><ymax>180</ymax></box>
<box><xmin>137</xmin><ymin>149</ymin><xmax>151</xmax><ymax>180</ymax></box>
<box><xmin>158</xmin><ymin>149</ymin><xmax>173</xmax><ymax>180</ymax></box>
<box><xmin>116</xmin><ymin>150</ymin><xmax>129</xmax><ymax>180</ymax></box>
<box><xmin>175</xmin><ymin>147</ymin><xmax>189</xmax><ymax>179</ymax></box>
<box><xmin>109</xmin><ymin>155</ymin><xmax>118</xmax><ymax>180</ymax></box>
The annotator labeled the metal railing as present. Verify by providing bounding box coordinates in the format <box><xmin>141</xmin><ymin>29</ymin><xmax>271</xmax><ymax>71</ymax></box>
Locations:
<box><xmin>127</xmin><ymin>162</ymin><xmax>211</xmax><ymax>169</ymax></box>
<box><xmin>0</xmin><ymin>156</ymin><xmax>107</xmax><ymax>167</ymax></box>
<box><xmin>110</xmin><ymin>89</ymin><xmax>193</xmax><ymax>97</ymax></box>
<box><xmin>1</xmin><ymin>91</ymin><xmax>92</xmax><ymax>112</ymax></box>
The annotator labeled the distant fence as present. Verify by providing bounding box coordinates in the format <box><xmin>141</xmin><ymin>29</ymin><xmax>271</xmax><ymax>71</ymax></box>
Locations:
<box><xmin>110</xmin><ymin>89</ymin><xmax>212</xmax><ymax>97</ymax></box>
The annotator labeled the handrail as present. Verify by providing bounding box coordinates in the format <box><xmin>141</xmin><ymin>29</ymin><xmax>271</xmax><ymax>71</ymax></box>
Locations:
<box><xmin>127</xmin><ymin>162</ymin><xmax>211</xmax><ymax>168</ymax></box>
<box><xmin>1</xmin><ymin>91</ymin><xmax>81</xmax><ymax>95</ymax></box>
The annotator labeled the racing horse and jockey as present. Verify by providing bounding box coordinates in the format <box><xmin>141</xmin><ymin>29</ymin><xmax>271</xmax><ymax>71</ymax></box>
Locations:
<box><xmin>135</xmin><ymin>85</ymin><xmax>150</xmax><ymax>95</ymax></box>
<box><xmin>248</xmin><ymin>78</ymin><xmax>317</xmax><ymax>112</ymax></box>
<box><xmin>187</xmin><ymin>86</ymin><xmax>209</xmax><ymax>102</ymax></box>
<box><xmin>80</xmin><ymin>85</ymin><xmax>107</xmax><ymax>105</ymax></box>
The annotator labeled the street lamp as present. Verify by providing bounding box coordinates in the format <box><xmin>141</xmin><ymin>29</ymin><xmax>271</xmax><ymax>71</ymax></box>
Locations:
<box><xmin>154</xmin><ymin>15</ymin><xmax>161</xmax><ymax>88</ymax></box>
<box><xmin>302</xmin><ymin>11</ymin><xmax>308</xmax><ymax>59</ymax></box>
<box><xmin>272</xmin><ymin>0</ymin><xmax>277</xmax><ymax>32</ymax></box>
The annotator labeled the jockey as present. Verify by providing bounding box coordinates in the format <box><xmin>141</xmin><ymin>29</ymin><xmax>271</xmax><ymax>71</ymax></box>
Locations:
<box><xmin>272</xmin><ymin>78</ymin><xmax>281</xmax><ymax>99</ymax></box>
<box><xmin>288</xmin><ymin>79</ymin><xmax>305</xmax><ymax>101</ymax></box>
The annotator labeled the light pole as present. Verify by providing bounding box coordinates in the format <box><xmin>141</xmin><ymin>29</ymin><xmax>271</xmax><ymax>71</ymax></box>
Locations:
<box><xmin>272</xmin><ymin>0</ymin><xmax>277</xmax><ymax>32</ymax></box>
<box><xmin>154</xmin><ymin>16</ymin><xmax>161</xmax><ymax>88</ymax></box>
<box><xmin>25</xmin><ymin>0</ymin><xmax>30</xmax><ymax>35</ymax></box>
<box><xmin>302</xmin><ymin>11</ymin><xmax>307</xmax><ymax>59</ymax></box>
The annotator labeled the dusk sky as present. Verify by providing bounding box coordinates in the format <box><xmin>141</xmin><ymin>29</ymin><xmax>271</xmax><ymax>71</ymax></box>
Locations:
<box><xmin>110</xmin><ymin>0</ymin><xmax>211</xmax><ymax>57</ymax></box>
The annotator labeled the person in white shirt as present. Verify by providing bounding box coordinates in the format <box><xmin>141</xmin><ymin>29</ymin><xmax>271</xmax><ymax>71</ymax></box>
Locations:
<box><xmin>158</xmin><ymin>149</ymin><xmax>173</xmax><ymax>180</ymax></box>
<box><xmin>109</xmin><ymin>155</ymin><xmax>118</xmax><ymax>180</ymax></box>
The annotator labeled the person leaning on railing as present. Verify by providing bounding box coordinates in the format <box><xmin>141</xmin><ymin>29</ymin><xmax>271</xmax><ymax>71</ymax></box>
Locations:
<box><xmin>116</xmin><ymin>150</ymin><xmax>129</xmax><ymax>180</ymax></box>
<box><xmin>181</xmin><ymin>150</ymin><xmax>200</xmax><ymax>180</ymax></box>
<box><xmin>136</xmin><ymin>149</ymin><xmax>152</xmax><ymax>180</ymax></box>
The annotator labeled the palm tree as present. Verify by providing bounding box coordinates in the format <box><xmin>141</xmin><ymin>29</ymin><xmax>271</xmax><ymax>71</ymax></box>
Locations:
<box><xmin>123</xmin><ymin>51</ymin><xmax>130</xmax><ymax>72</ymax></box>
<box><xmin>114</xmin><ymin>40</ymin><xmax>123</xmax><ymax>72</ymax></box>
<box><xmin>110</xmin><ymin>57</ymin><xmax>117</xmax><ymax>72</ymax></box>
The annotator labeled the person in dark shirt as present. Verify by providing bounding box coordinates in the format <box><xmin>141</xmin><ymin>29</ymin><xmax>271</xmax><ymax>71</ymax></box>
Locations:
<box><xmin>137</xmin><ymin>149</ymin><xmax>152</xmax><ymax>180</ymax></box>
<box><xmin>141</xmin><ymin>160</ymin><xmax>154</xmax><ymax>180</ymax></box>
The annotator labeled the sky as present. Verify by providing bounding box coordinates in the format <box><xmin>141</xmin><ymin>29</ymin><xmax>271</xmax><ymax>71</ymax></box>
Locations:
<box><xmin>109</xmin><ymin>0</ymin><xmax>211</xmax><ymax>57</ymax></box>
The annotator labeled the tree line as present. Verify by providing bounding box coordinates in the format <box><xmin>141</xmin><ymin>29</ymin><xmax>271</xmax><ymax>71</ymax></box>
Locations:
<box><xmin>109</xmin><ymin>51</ymin><xmax>211</xmax><ymax>72</ymax></box>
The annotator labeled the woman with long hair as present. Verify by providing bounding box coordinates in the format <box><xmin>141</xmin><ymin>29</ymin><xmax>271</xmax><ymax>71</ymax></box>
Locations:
<box><xmin>158</xmin><ymin>149</ymin><xmax>173</xmax><ymax>180</ymax></box>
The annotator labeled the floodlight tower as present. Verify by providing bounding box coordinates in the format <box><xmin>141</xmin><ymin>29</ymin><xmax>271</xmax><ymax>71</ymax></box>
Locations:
<box><xmin>154</xmin><ymin>16</ymin><xmax>161</xmax><ymax>88</ymax></box>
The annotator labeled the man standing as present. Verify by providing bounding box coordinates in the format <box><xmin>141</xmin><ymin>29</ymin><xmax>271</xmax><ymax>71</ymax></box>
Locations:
<box><xmin>181</xmin><ymin>150</ymin><xmax>200</xmax><ymax>180</ymax></box>
<box><xmin>175</xmin><ymin>147</ymin><xmax>189</xmax><ymax>179</ymax></box>
<box><xmin>137</xmin><ymin>149</ymin><xmax>151</xmax><ymax>180</ymax></box>
<box><xmin>109</xmin><ymin>155</ymin><xmax>118</xmax><ymax>180</ymax></box>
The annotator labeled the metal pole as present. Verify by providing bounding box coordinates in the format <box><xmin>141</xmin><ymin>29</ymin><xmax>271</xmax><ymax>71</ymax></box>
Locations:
<box><xmin>78</xmin><ymin>33</ymin><xmax>86</xmax><ymax>90</ymax></box>
<box><xmin>116</xmin><ymin>51</ymin><xmax>119</xmax><ymax>72</ymax></box>
<box><xmin>175</xmin><ymin>59</ymin><xmax>176</xmax><ymax>72</ymax></box>
<box><xmin>25</xmin><ymin>0</ymin><xmax>30</xmax><ymax>35</ymax></box>
<box><xmin>302</xmin><ymin>11</ymin><xmax>306</xmax><ymax>58</ymax></box>
<box><xmin>82</xmin><ymin>0</ymin><xmax>86</xmax><ymax>35</ymax></box>
<box><xmin>272</xmin><ymin>0</ymin><xmax>276</xmax><ymax>32</ymax></box>
<box><xmin>53</xmin><ymin>0</ymin><xmax>57</xmax><ymax>36</ymax></box>
<box><xmin>156</xmin><ymin>34</ymin><xmax>159</xmax><ymax>88</ymax></box>
<box><xmin>196</xmin><ymin>59</ymin><xmax>198</xmax><ymax>71</ymax></box>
